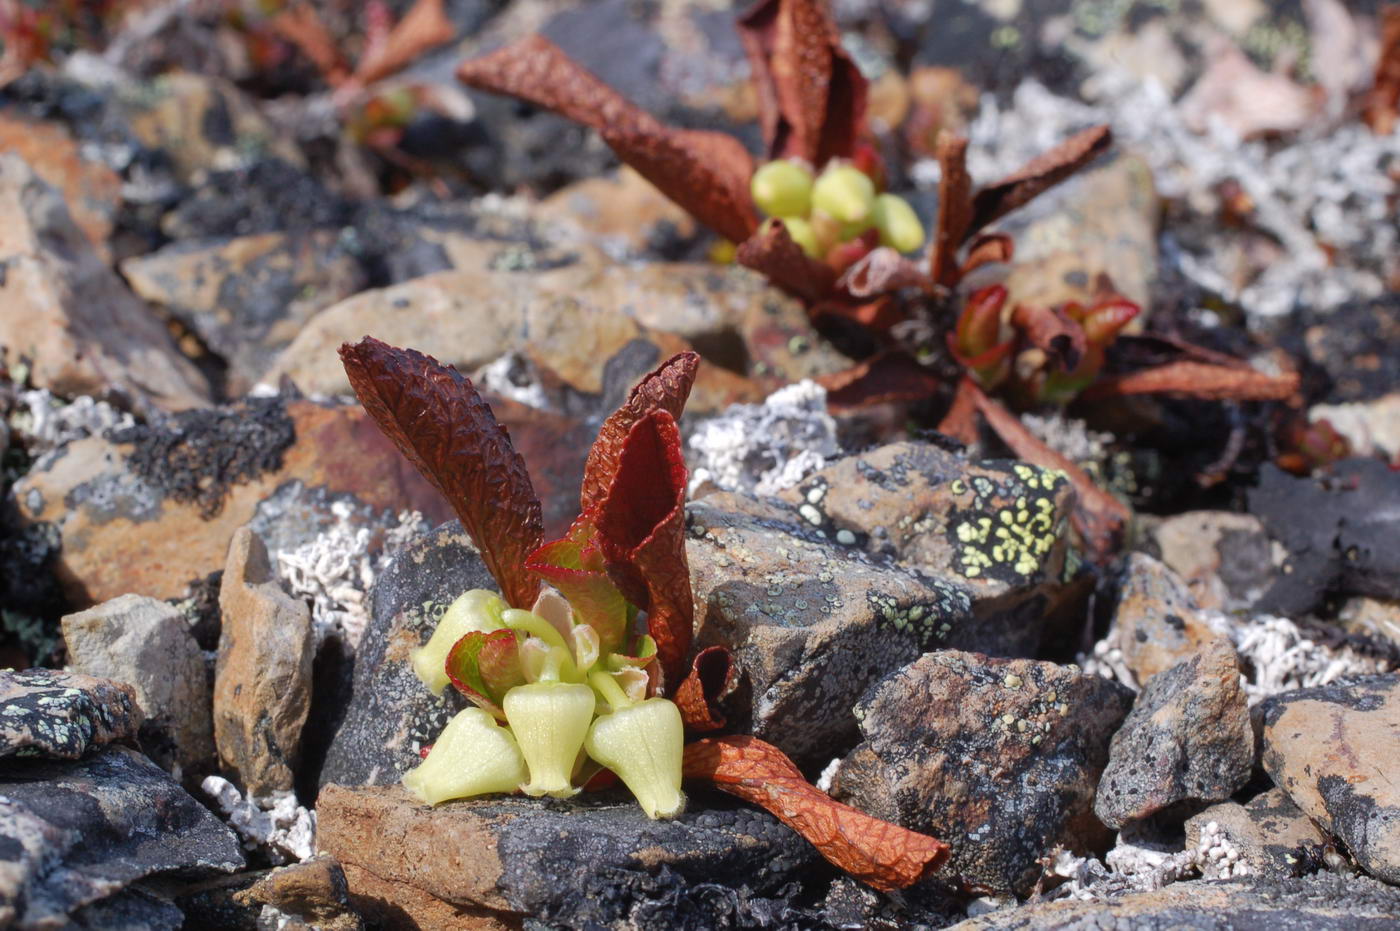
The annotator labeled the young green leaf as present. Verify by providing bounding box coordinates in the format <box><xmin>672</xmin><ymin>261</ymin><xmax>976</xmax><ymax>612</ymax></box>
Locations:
<box><xmin>444</xmin><ymin>629</ymin><xmax>522</xmax><ymax>718</ymax></box>
<box><xmin>525</xmin><ymin>511</ymin><xmax>632</xmax><ymax>656</ymax></box>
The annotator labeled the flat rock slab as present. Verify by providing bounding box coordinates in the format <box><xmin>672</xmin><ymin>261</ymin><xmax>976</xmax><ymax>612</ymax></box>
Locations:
<box><xmin>316</xmin><ymin>785</ymin><xmax>821</xmax><ymax>930</ymax></box>
<box><xmin>1113</xmin><ymin>552</ymin><xmax>1219</xmax><ymax>685</ymax></box>
<box><xmin>831</xmin><ymin>650</ymin><xmax>1134</xmax><ymax>896</ymax></box>
<box><xmin>1259</xmin><ymin>674</ymin><xmax>1400</xmax><ymax>884</ymax></box>
<box><xmin>1095</xmin><ymin>637</ymin><xmax>1253</xmax><ymax>828</ymax></box>
<box><xmin>1186</xmin><ymin>789</ymin><xmax>1328</xmax><ymax>879</ymax></box>
<box><xmin>0</xmin><ymin>746</ymin><xmax>244</xmax><ymax>928</ymax></box>
<box><xmin>948</xmin><ymin>871</ymin><xmax>1400</xmax><ymax>930</ymax></box>
<box><xmin>0</xmin><ymin>668</ymin><xmax>140</xmax><ymax>760</ymax></box>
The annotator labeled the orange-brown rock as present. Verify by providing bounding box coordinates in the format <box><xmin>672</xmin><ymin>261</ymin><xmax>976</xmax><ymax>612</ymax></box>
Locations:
<box><xmin>0</xmin><ymin>113</ymin><xmax>120</xmax><ymax>257</ymax></box>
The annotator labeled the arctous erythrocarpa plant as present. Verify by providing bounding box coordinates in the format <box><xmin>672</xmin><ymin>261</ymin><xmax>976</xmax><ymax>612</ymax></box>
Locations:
<box><xmin>338</xmin><ymin>337</ymin><xmax>949</xmax><ymax>891</ymax></box>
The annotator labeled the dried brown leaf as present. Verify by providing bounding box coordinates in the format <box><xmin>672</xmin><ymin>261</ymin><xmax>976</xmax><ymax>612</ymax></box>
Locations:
<box><xmin>936</xmin><ymin>375</ymin><xmax>981</xmax><ymax>447</ymax></box>
<box><xmin>1079</xmin><ymin>360</ymin><xmax>1301</xmax><ymax>402</ymax></box>
<box><xmin>958</xmin><ymin>232</ymin><xmax>1014</xmax><ymax>278</ymax></box>
<box><xmin>1010</xmin><ymin>303</ymin><xmax>1086</xmax><ymax>371</ymax></box>
<box><xmin>968</xmin><ymin>125</ymin><xmax>1112</xmax><ymax>238</ymax></box>
<box><xmin>837</xmin><ymin>247</ymin><xmax>934</xmax><ymax>298</ymax></box>
<box><xmin>271</xmin><ymin>4</ymin><xmax>350</xmax><ymax>86</ymax></box>
<box><xmin>683</xmin><ymin>736</ymin><xmax>950</xmax><ymax>891</ymax></box>
<box><xmin>928</xmin><ymin>133</ymin><xmax>972</xmax><ymax>287</ymax></box>
<box><xmin>354</xmin><ymin>0</ymin><xmax>456</xmax><ymax>86</ymax></box>
<box><xmin>1364</xmin><ymin>5</ymin><xmax>1400</xmax><ymax>134</ymax></box>
<box><xmin>816</xmin><ymin>351</ymin><xmax>942</xmax><ymax>411</ymax></box>
<box><xmin>736</xmin><ymin>219</ymin><xmax>838</xmax><ymax>302</ymax></box>
<box><xmin>581</xmin><ymin>352</ymin><xmax>700</xmax><ymax>513</ymax></box>
<box><xmin>673</xmin><ymin>645</ymin><xmax>733</xmax><ymax>732</ymax></box>
<box><xmin>339</xmin><ymin>337</ymin><xmax>543</xmax><ymax>608</ymax></box>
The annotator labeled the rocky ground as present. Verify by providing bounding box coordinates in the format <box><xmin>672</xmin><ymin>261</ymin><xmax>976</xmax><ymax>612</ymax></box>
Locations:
<box><xmin>1</xmin><ymin>0</ymin><xmax>1399</xmax><ymax>928</ymax></box>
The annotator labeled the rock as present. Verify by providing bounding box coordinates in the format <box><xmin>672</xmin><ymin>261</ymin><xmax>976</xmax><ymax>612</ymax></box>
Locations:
<box><xmin>317</xmin><ymin>521</ymin><xmax>493</xmax><ymax>790</ymax></box>
<box><xmin>121</xmin><ymin>231</ymin><xmax>366</xmax><ymax>393</ymax></box>
<box><xmin>316</xmin><ymin>785</ymin><xmax>820</xmax><ymax>930</ymax></box>
<box><xmin>830</xmin><ymin>650</ymin><xmax>1134</xmax><ymax>896</ymax></box>
<box><xmin>1185</xmin><ymin>789</ymin><xmax>1329</xmax><ymax>880</ymax></box>
<box><xmin>777</xmin><ymin>442</ymin><xmax>1078</xmax><ymax>657</ymax></box>
<box><xmin>0</xmin><ymin>113</ymin><xmax>120</xmax><ymax>257</ymax></box>
<box><xmin>0</xmin><ymin>154</ymin><xmax>209</xmax><ymax>412</ymax></box>
<box><xmin>67</xmin><ymin>885</ymin><xmax>185</xmax><ymax>930</ymax></box>
<box><xmin>0</xmin><ymin>745</ymin><xmax>244</xmax><ymax>928</ymax></box>
<box><xmin>947</xmin><ymin>871</ymin><xmax>1400</xmax><ymax>930</ymax></box>
<box><xmin>1112</xmin><ymin>553</ymin><xmax>1220</xmax><ymax>686</ymax></box>
<box><xmin>61</xmin><ymin>593</ymin><xmax>214</xmax><ymax>781</ymax></box>
<box><xmin>687</xmin><ymin>492</ymin><xmax>978</xmax><ymax>767</ymax></box>
<box><xmin>1095</xmin><ymin>638</ymin><xmax>1254</xmax><ymax>828</ymax></box>
<box><xmin>215</xmin><ymin>528</ymin><xmax>314</xmax><ymax>796</ymax></box>
<box><xmin>234</xmin><ymin>856</ymin><xmax>363</xmax><ymax>931</ymax></box>
<box><xmin>1144</xmin><ymin>512</ymin><xmax>1276</xmax><ymax>612</ymax></box>
<box><xmin>536</xmin><ymin>166</ymin><xmax>699</xmax><ymax>257</ymax></box>
<box><xmin>1309</xmin><ymin>394</ymin><xmax>1400</xmax><ymax>461</ymax></box>
<box><xmin>1279</xmin><ymin>298</ymin><xmax>1400</xmax><ymax>404</ymax></box>
<box><xmin>0</xmin><ymin>667</ymin><xmax>140</xmax><ymax>760</ymax></box>
<box><xmin>10</xmin><ymin>397</ymin><xmax>454</xmax><ymax>607</ymax></box>
<box><xmin>1339</xmin><ymin>597</ymin><xmax>1400</xmax><ymax>653</ymax></box>
<box><xmin>1259</xmin><ymin>675</ymin><xmax>1400</xmax><ymax>884</ymax></box>
<box><xmin>1249</xmin><ymin>459</ymin><xmax>1400</xmax><ymax>615</ymax></box>
<box><xmin>160</xmin><ymin>157</ymin><xmax>347</xmax><ymax>241</ymax></box>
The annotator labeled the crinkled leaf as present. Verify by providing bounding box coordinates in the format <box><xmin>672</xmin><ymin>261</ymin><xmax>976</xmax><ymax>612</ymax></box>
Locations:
<box><xmin>445</xmin><ymin>629</ymin><xmax>520</xmax><ymax>718</ymax></box>
<box><xmin>928</xmin><ymin>133</ymin><xmax>973</xmax><ymax>287</ymax></box>
<box><xmin>817</xmin><ymin>351</ymin><xmax>943</xmax><ymax>412</ymax></box>
<box><xmin>683</xmin><ymin>736</ymin><xmax>949</xmax><ymax>891</ymax></box>
<box><xmin>581</xmin><ymin>352</ymin><xmax>699</xmax><ymax>513</ymax></box>
<box><xmin>595</xmin><ymin>410</ymin><xmax>693</xmax><ymax>693</ymax></box>
<box><xmin>736</xmin><ymin>0</ymin><xmax>868</xmax><ymax>165</ymax></box>
<box><xmin>525</xmin><ymin>510</ymin><xmax>631</xmax><ymax>656</ymax></box>
<box><xmin>958</xmin><ymin>232</ymin><xmax>1014</xmax><ymax>278</ymax></box>
<box><xmin>1079</xmin><ymin>360</ymin><xmax>1301</xmax><ymax>402</ymax></box>
<box><xmin>967</xmin><ymin>125</ymin><xmax>1112</xmax><ymax>238</ymax></box>
<box><xmin>354</xmin><ymin>0</ymin><xmax>455</xmax><ymax>87</ymax></box>
<box><xmin>1364</xmin><ymin>6</ymin><xmax>1400</xmax><ymax>134</ymax></box>
<box><xmin>339</xmin><ymin>337</ymin><xmax>543</xmax><ymax>608</ymax></box>
<box><xmin>271</xmin><ymin>4</ymin><xmax>349</xmax><ymax>86</ymax></box>
<box><xmin>969</xmin><ymin>383</ymin><xmax>1127</xmax><ymax>563</ymax></box>
<box><xmin>936</xmin><ymin>376</ymin><xmax>981</xmax><ymax>447</ymax></box>
<box><xmin>837</xmin><ymin>247</ymin><xmax>934</xmax><ymax>298</ymax></box>
<box><xmin>674</xmin><ymin>645</ymin><xmax>734</xmax><ymax>733</ymax></box>
<box><xmin>1011</xmin><ymin>303</ymin><xmax>1086</xmax><ymax>372</ymax></box>
<box><xmin>457</xmin><ymin>37</ymin><xmax>757</xmax><ymax>244</ymax></box>
<box><xmin>736</xmin><ymin>219</ymin><xmax>838</xmax><ymax>303</ymax></box>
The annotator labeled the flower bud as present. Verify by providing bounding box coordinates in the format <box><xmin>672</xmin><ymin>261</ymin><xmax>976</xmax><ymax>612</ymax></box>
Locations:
<box><xmin>402</xmin><ymin>707</ymin><xmax>527</xmax><ymax>805</ymax></box>
<box><xmin>504</xmin><ymin>682</ymin><xmax>597</xmax><ymax>797</ymax></box>
<box><xmin>585</xmin><ymin>698</ymin><xmax>686</xmax><ymax>819</ymax></box>
<box><xmin>412</xmin><ymin>589</ymin><xmax>506</xmax><ymax>695</ymax></box>
<box><xmin>812</xmin><ymin>162</ymin><xmax>876</xmax><ymax>225</ymax></box>
<box><xmin>750</xmin><ymin>159</ymin><xmax>814</xmax><ymax>218</ymax></box>
<box><xmin>872</xmin><ymin>193</ymin><xmax>925</xmax><ymax>253</ymax></box>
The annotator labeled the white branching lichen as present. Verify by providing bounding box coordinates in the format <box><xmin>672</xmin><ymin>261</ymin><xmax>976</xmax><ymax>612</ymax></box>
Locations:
<box><xmin>8</xmin><ymin>389</ymin><xmax>135</xmax><ymax>456</ymax></box>
<box><xmin>687</xmin><ymin>380</ymin><xmax>840</xmax><ymax>497</ymax></box>
<box><xmin>1215</xmin><ymin>612</ymin><xmax>1394</xmax><ymax>704</ymax></box>
<box><xmin>202</xmin><ymin>775</ymin><xmax>316</xmax><ymax>864</ymax></box>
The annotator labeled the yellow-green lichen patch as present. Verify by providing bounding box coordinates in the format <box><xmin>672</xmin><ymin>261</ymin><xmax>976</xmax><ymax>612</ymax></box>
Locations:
<box><xmin>946</xmin><ymin>463</ymin><xmax>1069</xmax><ymax>583</ymax></box>
<box><xmin>866</xmin><ymin>578</ymin><xmax>970</xmax><ymax>649</ymax></box>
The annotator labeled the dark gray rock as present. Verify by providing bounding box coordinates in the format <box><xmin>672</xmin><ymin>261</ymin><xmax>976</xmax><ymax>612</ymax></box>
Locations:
<box><xmin>0</xmin><ymin>745</ymin><xmax>244</xmax><ymax>928</ymax></box>
<box><xmin>831</xmin><ymin>650</ymin><xmax>1135</xmax><ymax>896</ymax></box>
<box><xmin>0</xmin><ymin>667</ymin><xmax>140</xmax><ymax>760</ymax></box>
<box><xmin>317</xmin><ymin>521</ymin><xmax>493</xmax><ymax>790</ymax></box>
<box><xmin>1095</xmin><ymin>638</ymin><xmax>1254</xmax><ymax>828</ymax></box>
<box><xmin>68</xmin><ymin>886</ymin><xmax>184</xmax><ymax>931</ymax></box>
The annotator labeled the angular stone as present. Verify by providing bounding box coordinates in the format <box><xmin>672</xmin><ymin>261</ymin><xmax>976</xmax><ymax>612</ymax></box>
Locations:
<box><xmin>0</xmin><ymin>154</ymin><xmax>208</xmax><ymax>412</ymax></box>
<box><xmin>947</xmin><ymin>871</ymin><xmax>1400</xmax><ymax>930</ymax></box>
<box><xmin>316</xmin><ymin>785</ymin><xmax>820</xmax><ymax>929</ymax></box>
<box><xmin>777</xmin><ymin>442</ymin><xmax>1077</xmax><ymax>656</ymax></box>
<box><xmin>1113</xmin><ymin>553</ymin><xmax>1219</xmax><ymax>686</ymax></box>
<box><xmin>11</xmin><ymin>397</ymin><xmax>454</xmax><ymax>606</ymax></box>
<box><xmin>1095</xmin><ymin>638</ymin><xmax>1253</xmax><ymax>828</ymax></box>
<box><xmin>1185</xmin><ymin>789</ymin><xmax>1328</xmax><ymax>880</ymax></box>
<box><xmin>536</xmin><ymin>165</ymin><xmax>698</xmax><ymax>256</ymax></box>
<box><xmin>831</xmin><ymin>650</ymin><xmax>1134</xmax><ymax>896</ymax></box>
<box><xmin>234</xmin><ymin>856</ymin><xmax>363</xmax><ymax>931</ymax></box>
<box><xmin>1145</xmin><ymin>511</ymin><xmax>1276</xmax><ymax>612</ymax></box>
<box><xmin>0</xmin><ymin>667</ymin><xmax>140</xmax><ymax>760</ymax></box>
<box><xmin>0</xmin><ymin>113</ymin><xmax>120</xmax><ymax>258</ymax></box>
<box><xmin>215</xmin><ymin>527</ymin><xmax>314</xmax><ymax>796</ymax></box>
<box><xmin>687</xmin><ymin>492</ymin><xmax>979</xmax><ymax>767</ymax></box>
<box><xmin>1259</xmin><ymin>675</ymin><xmax>1400</xmax><ymax>884</ymax></box>
<box><xmin>0</xmin><ymin>746</ymin><xmax>243</xmax><ymax>928</ymax></box>
<box><xmin>121</xmin><ymin>231</ymin><xmax>366</xmax><ymax>393</ymax></box>
<box><xmin>61</xmin><ymin>594</ymin><xmax>214</xmax><ymax>781</ymax></box>
<box><xmin>317</xmin><ymin>522</ymin><xmax>493</xmax><ymax>790</ymax></box>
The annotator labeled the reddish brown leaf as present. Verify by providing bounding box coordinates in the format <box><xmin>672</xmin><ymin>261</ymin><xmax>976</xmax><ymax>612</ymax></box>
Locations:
<box><xmin>445</xmin><ymin>629</ymin><xmax>520</xmax><ymax>718</ymax></box>
<box><xmin>1079</xmin><ymin>361</ymin><xmax>1301</xmax><ymax>403</ymax></box>
<box><xmin>1363</xmin><ymin>5</ymin><xmax>1400</xmax><ymax>134</ymax></box>
<box><xmin>353</xmin><ymin>0</ymin><xmax>456</xmax><ymax>86</ymax></box>
<box><xmin>837</xmin><ymin>247</ymin><xmax>934</xmax><ymax>298</ymax></box>
<box><xmin>958</xmin><ymin>232</ymin><xmax>1014</xmax><ymax>278</ymax></box>
<box><xmin>673</xmin><ymin>645</ymin><xmax>734</xmax><ymax>732</ymax></box>
<box><xmin>968</xmin><ymin>125</ymin><xmax>1112</xmax><ymax>238</ymax></box>
<box><xmin>581</xmin><ymin>352</ymin><xmax>700</xmax><ymax>513</ymax></box>
<box><xmin>736</xmin><ymin>0</ymin><xmax>868</xmax><ymax>165</ymax></box>
<box><xmin>936</xmin><ymin>376</ymin><xmax>981</xmax><ymax>446</ymax></box>
<box><xmin>339</xmin><ymin>337</ymin><xmax>543</xmax><ymax>608</ymax></box>
<box><xmin>736</xmin><ymin>219</ymin><xmax>838</xmax><ymax>303</ymax></box>
<box><xmin>683</xmin><ymin>736</ymin><xmax>949</xmax><ymax>891</ymax></box>
<box><xmin>817</xmin><ymin>351</ymin><xmax>942</xmax><ymax>411</ymax></box>
<box><xmin>968</xmin><ymin>382</ymin><xmax>1128</xmax><ymax>563</ymax></box>
<box><xmin>1010</xmin><ymin>303</ymin><xmax>1086</xmax><ymax>372</ymax></box>
<box><xmin>524</xmin><ymin>511</ymin><xmax>631</xmax><ymax>656</ymax></box>
<box><xmin>271</xmin><ymin>4</ymin><xmax>350</xmax><ymax>86</ymax></box>
<box><xmin>928</xmin><ymin>133</ymin><xmax>973</xmax><ymax>287</ymax></box>
<box><xmin>595</xmin><ymin>411</ymin><xmax>693</xmax><ymax>692</ymax></box>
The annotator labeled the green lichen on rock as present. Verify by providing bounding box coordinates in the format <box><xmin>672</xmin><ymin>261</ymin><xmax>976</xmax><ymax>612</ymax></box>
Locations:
<box><xmin>947</xmin><ymin>463</ymin><xmax>1069</xmax><ymax>582</ymax></box>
